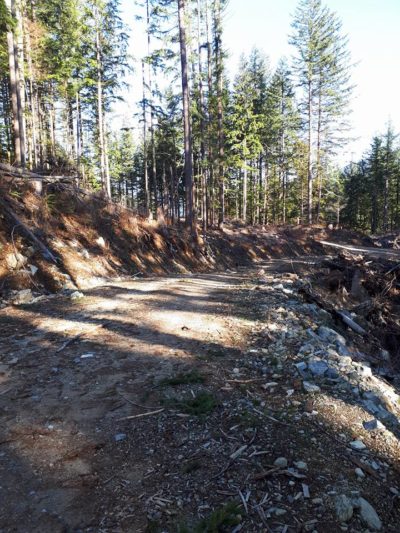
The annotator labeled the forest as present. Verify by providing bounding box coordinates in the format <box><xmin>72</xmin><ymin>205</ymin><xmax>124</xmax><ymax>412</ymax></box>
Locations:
<box><xmin>1</xmin><ymin>0</ymin><xmax>399</xmax><ymax>234</ymax></box>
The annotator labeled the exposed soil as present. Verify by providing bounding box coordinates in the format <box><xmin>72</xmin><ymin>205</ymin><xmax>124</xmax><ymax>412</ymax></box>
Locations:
<box><xmin>1</xmin><ymin>256</ymin><xmax>400</xmax><ymax>532</ymax></box>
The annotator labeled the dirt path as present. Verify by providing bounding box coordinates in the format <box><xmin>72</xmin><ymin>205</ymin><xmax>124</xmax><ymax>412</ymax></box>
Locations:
<box><xmin>1</xmin><ymin>261</ymin><xmax>399</xmax><ymax>532</ymax></box>
<box><xmin>320</xmin><ymin>240</ymin><xmax>400</xmax><ymax>260</ymax></box>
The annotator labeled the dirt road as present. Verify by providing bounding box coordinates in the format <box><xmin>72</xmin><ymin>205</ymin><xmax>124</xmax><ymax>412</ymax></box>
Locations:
<box><xmin>0</xmin><ymin>261</ymin><xmax>399</xmax><ymax>532</ymax></box>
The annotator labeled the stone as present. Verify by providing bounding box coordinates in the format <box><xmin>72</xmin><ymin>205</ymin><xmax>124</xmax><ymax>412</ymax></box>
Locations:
<box><xmin>29</xmin><ymin>264</ymin><xmax>38</xmax><ymax>276</ymax></box>
<box><xmin>308</xmin><ymin>359</ymin><xmax>329</xmax><ymax>377</ymax></box>
<box><xmin>363</xmin><ymin>419</ymin><xmax>385</xmax><ymax>431</ymax></box>
<box><xmin>325</xmin><ymin>367</ymin><xmax>340</xmax><ymax>379</ymax></box>
<box><xmin>114</xmin><ymin>433</ymin><xmax>127</xmax><ymax>442</ymax></box>
<box><xmin>274</xmin><ymin>457</ymin><xmax>288</xmax><ymax>468</ymax></box>
<box><xmin>70</xmin><ymin>291</ymin><xmax>84</xmax><ymax>300</ymax></box>
<box><xmin>5</xmin><ymin>252</ymin><xmax>27</xmax><ymax>270</ymax></box>
<box><xmin>318</xmin><ymin>326</ymin><xmax>346</xmax><ymax>347</ymax></box>
<box><xmin>294</xmin><ymin>461</ymin><xmax>308</xmax><ymax>470</ymax></box>
<box><xmin>354</xmin><ymin>363</ymin><xmax>372</xmax><ymax>378</ymax></box>
<box><xmin>80</xmin><ymin>353</ymin><xmax>94</xmax><ymax>359</ymax></box>
<box><xmin>295</xmin><ymin>361</ymin><xmax>308</xmax><ymax>376</ymax></box>
<box><xmin>337</xmin><ymin>342</ymin><xmax>351</xmax><ymax>356</ymax></box>
<box><xmin>349</xmin><ymin>440</ymin><xmax>366</xmax><ymax>451</ymax></box>
<box><xmin>334</xmin><ymin>495</ymin><xmax>353</xmax><ymax>522</ymax></box>
<box><xmin>355</xmin><ymin>468</ymin><xmax>365</xmax><ymax>479</ymax></box>
<box><xmin>356</xmin><ymin>497</ymin><xmax>382</xmax><ymax>530</ymax></box>
<box><xmin>303</xmin><ymin>381</ymin><xmax>321</xmax><ymax>393</ymax></box>
<box><xmin>12</xmin><ymin>289</ymin><xmax>33</xmax><ymax>305</ymax></box>
<box><xmin>312</xmin><ymin>498</ymin><xmax>323</xmax><ymax>505</ymax></box>
<box><xmin>96</xmin><ymin>236</ymin><xmax>106</xmax><ymax>247</ymax></box>
<box><xmin>274</xmin><ymin>508</ymin><xmax>287</xmax><ymax>516</ymax></box>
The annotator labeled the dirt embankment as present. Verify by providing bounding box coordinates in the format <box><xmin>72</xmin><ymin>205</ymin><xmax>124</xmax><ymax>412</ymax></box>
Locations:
<box><xmin>0</xmin><ymin>179</ymin><xmax>371</xmax><ymax>303</ymax></box>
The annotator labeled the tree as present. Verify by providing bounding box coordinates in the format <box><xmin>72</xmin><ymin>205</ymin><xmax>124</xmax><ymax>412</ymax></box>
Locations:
<box><xmin>178</xmin><ymin>0</ymin><xmax>196</xmax><ymax>234</ymax></box>
<box><xmin>290</xmin><ymin>0</ymin><xmax>353</xmax><ymax>224</ymax></box>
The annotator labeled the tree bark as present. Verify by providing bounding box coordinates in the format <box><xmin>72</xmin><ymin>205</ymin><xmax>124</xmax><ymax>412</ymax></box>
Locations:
<box><xmin>178</xmin><ymin>0</ymin><xmax>196</xmax><ymax>236</ymax></box>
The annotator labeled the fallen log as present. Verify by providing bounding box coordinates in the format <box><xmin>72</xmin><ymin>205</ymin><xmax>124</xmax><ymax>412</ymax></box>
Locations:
<box><xmin>0</xmin><ymin>198</ymin><xmax>58</xmax><ymax>264</ymax></box>
<box><xmin>0</xmin><ymin>162</ymin><xmax>77</xmax><ymax>182</ymax></box>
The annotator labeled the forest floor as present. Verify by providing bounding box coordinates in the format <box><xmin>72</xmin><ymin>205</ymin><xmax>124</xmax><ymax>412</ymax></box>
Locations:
<box><xmin>1</xmin><ymin>246</ymin><xmax>400</xmax><ymax>532</ymax></box>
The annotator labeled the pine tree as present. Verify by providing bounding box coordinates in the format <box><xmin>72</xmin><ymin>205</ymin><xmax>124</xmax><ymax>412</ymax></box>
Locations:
<box><xmin>290</xmin><ymin>0</ymin><xmax>353</xmax><ymax>224</ymax></box>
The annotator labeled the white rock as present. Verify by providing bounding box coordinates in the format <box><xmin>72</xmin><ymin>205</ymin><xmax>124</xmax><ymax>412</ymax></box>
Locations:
<box><xmin>29</xmin><ymin>264</ymin><xmax>38</xmax><ymax>276</ymax></box>
<box><xmin>6</xmin><ymin>252</ymin><xmax>27</xmax><ymax>270</ymax></box>
<box><xmin>70</xmin><ymin>291</ymin><xmax>84</xmax><ymax>300</ymax></box>
<box><xmin>96</xmin><ymin>236</ymin><xmax>106</xmax><ymax>247</ymax></box>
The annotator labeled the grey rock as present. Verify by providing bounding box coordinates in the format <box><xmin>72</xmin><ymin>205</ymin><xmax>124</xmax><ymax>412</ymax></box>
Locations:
<box><xmin>325</xmin><ymin>367</ymin><xmax>340</xmax><ymax>379</ymax></box>
<box><xmin>334</xmin><ymin>495</ymin><xmax>354</xmax><ymax>522</ymax></box>
<box><xmin>295</xmin><ymin>361</ymin><xmax>308</xmax><ymax>376</ymax></box>
<box><xmin>355</xmin><ymin>468</ymin><xmax>365</xmax><ymax>479</ymax></box>
<box><xmin>303</xmin><ymin>381</ymin><xmax>321</xmax><ymax>393</ymax></box>
<box><xmin>114</xmin><ymin>433</ymin><xmax>127</xmax><ymax>442</ymax></box>
<box><xmin>308</xmin><ymin>359</ymin><xmax>329</xmax><ymax>376</ymax></box>
<box><xmin>349</xmin><ymin>440</ymin><xmax>366</xmax><ymax>451</ymax></box>
<box><xmin>318</xmin><ymin>326</ymin><xmax>346</xmax><ymax>347</ymax></box>
<box><xmin>337</xmin><ymin>342</ymin><xmax>351</xmax><ymax>356</ymax></box>
<box><xmin>363</xmin><ymin>419</ymin><xmax>385</xmax><ymax>431</ymax></box>
<box><xmin>274</xmin><ymin>457</ymin><xmax>288</xmax><ymax>468</ymax></box>
<box><xmin>12</xmin><ymin>289</ymin><xmax>33</xmax><ymax>305</ymax></box>
<box><xmin>294</xmin><ymin>461</ymin><xmax>307</xmax><ymax>470</ymax></box>
<box><xmin>356</xmin><ymin>497</ymin><xmax>382</xmax><ymax>530</ymax></box>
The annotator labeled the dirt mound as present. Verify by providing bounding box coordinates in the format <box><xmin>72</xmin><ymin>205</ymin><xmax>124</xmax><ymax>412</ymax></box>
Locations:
<box><xmin>0</xmin><ymin>179</ymin><xmax>372</xmax><ymax>304</ymax></box>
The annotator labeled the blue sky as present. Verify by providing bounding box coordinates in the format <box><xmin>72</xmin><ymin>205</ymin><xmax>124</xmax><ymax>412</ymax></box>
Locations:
<box><xmin>118</xmin><ymin>0</ymin><xmax>400</xmax><ymax>162</ymax></box>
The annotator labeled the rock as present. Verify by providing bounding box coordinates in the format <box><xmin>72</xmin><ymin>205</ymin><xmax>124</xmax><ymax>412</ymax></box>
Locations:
<box><xmin>303</xmin><ymin>381</ymin><xmax>321</xmax><ymax>393</ymax></box>
<box><xmin>312</xmin><ymin>498</ymin><xmax>323</xmax><ymax>505</ymax></box>
<box><xmin>337</xmin><ymin>342</ymin><xmax>351</xmax><ymax>356</ymax></box>
<box><xmin>380</xmin><ymin>349</ymin><xmax>390</xmax><ymax>362</ymax></box>
<box><xmin>363</xmin><ymin>419</ymin><xmax>385</xmax><ymax>431</ymax></box>
<box><xmin>5</xmin><ymin>252</ymin><xmax>27</xmax><ymax>270</ymax></box>
<box><xmin>326</xmin><ymin>367</ymin><xmax>340</xmax><ymax>379</ymax></box>
<box><xmin>96</xmin><ymin>236</ymin><xmax>106</xmax><ymax>247</ymax></box>
<box><xmin>294</xmin><ymin>461</ymin><xmax>307</xmax><ymax>470</ymax></box>
<box><xmin>349</xmin><ymin>440</ymin><xmax>366</xmax><ymax>451</ymax></box>
<box><xmin>114</xmin><ymin>433</ymin><xmax>127</xmax><ymax>442</ymax></box>
<box><xmin>295</xmin><ymin>361</ymin><xmax>308</xmax><ymax>376</ymax></box>
<box><xmin>390</xmin><ymin>487</ymin><xmax>399</xmax><ymax>496</ymax></box>
<box><xmin>274</xmin><ymin>457</ymin><xmax>288</xmax><ymax>468</ymax></box>
<box><xmin>308</xmin><ymin>359</ymin><xmax>329</xmax><ymax>376</ymax></box>
<box><xmin>29</xmin><ymin>264</ymin><xmax>38</xmax><ymax>276</ymax></box>
<box><xmin>354</xmin><ymin>363</ymin><xmax>372</xmax><ymax>378</ymax></box>
<box><xmin>70</xmin><ymin>291</ymin><xmax>84</xmax><ymax>300</ymax></box>
<box><xmin>356</xmin><ymin>497</ymin><xmax>382</xmax><ymax>530</ymax></box>
<box><xmin>318</xmin><ymin>326</ymin><xmax>346</xmax><ymax>347</ymax></box>
<box><xmin>274</xmin><ymin>508</ymin><xmax>287</xmax><ymax>516</ymax></box>
<box><xmin>355</xmin><ymin>468</ymin><xmax>365</xmax><ymax>479</ymax></box>
<box><xmin>12</xmin><ymin>289</ymin><xmax>33</xmax><ymax>305</ymax></box>
<box><xmin>334</xmin><ymin>495</ymin><xmax>353</xmax><ymax>522</ymax></box>
<box><xmin>80</xmin><ymin>353</ymin><xmax>94</xmax><ymax>359</ymax></box>
<box><xmin>81</xmin><ymin>248</ymin><xmax>90</xmax><ymax>259</ymax></box>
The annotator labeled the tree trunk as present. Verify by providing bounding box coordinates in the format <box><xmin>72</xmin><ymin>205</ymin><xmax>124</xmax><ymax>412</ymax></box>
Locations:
<box><xmin>214</xmin><ymin>0</ymin><xmax>224</xmax><ymax>228</ymax></box>
<box><xmin>178</xmin><ymin>0</ymin><xmax>196</xmax><ymax>236</ymax></box>
<box><xmin>95</xmin><ymin>7</ymin><xmax>110</xmax><ymax>197</ymax></box>
<box><xmin>141</xmin><ymin>60</ymin><xmax>150</xmax><ymax>214</ymax></box>
<box><xmin>6</xmin><ymin>0</ymin><xmax>25</xmax><ymax>166</ymax></box>
<box><xmin>307</xmin><ymin>80</ymin><xmax>313</xmax><ymax>224</ymax></box>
